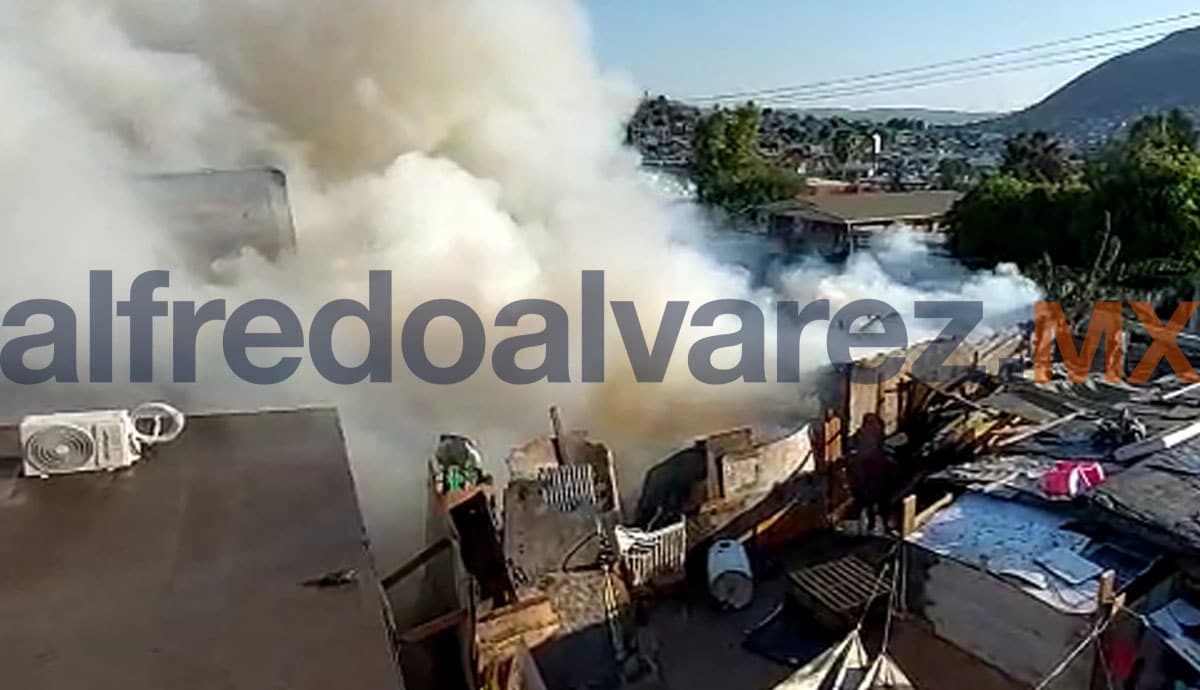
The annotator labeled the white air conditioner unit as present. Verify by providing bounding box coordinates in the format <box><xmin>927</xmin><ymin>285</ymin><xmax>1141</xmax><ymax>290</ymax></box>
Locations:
<box><xmin>20</xmin><ymin>410</ymin><xmax>140</xmax><ymax>478</ymax></box>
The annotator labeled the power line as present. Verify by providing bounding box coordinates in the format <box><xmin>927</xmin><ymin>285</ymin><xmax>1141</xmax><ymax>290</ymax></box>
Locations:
<box><xmin>691</xmin><ymin>11</ymin><xmax>1199</xmax><ymax>103</ymax></box>
<box><xmin>745</xmin><ymin>33</ymin><xmax>1169</xmax><ymax>108</ymax></box>
<box><xmin>688</xmin><ymin>10</ymin><xmax>1200</xmax><ymax>104</ymax></box>
<box><xmin>748</xmin><ymin>46</ymin><xmax>1145</xmax><ymax>108</ymax></box>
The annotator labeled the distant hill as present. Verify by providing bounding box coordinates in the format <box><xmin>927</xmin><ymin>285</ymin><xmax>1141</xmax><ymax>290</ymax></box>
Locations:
<box><xmin>992</xmin><ymin>26</ymin><xmax>1200</xmax><ymax>139</ymax></box>
<box><xmin>790</xmin><ymin>107</ymin><xmax>1002</xmax><ymax>126</ymax></box>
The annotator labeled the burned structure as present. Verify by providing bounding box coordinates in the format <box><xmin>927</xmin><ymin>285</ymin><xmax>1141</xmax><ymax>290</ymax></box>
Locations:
<box><xmin>385</xmin><ymin>315</ymin><xmax>1200</xmax><ymax>690</ymax></box>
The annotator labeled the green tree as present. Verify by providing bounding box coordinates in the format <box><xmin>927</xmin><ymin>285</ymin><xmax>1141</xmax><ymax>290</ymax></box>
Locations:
<box><xmin>1126</xmin><ymin>108</ymin><xmax>1197</xmax><ymax>154</ymax></box>
<box><xmin>1001</xmin><ymin>131</ymin><xmax>1072</xmax><ymax>184</ymax></box>
<box><xmin>1095</xmin><ymin>143</ymin><xmax>1200</xmax><ymax>270</ymax></box>
<box><xmin>831</xmin><ymin>129</ymin><xmax>867</xmax><ymax>179</ymax></box>
<box><xmin>693</xmin><ymin>105</ymin><xmax>802</xmax><ymax>213</ymax></box>
<box><xmin>950</xmin><ymin>120</ymin><xmax>1200</xmax><ymax>274</ymax></box>
<box><xmin>936</xmin><ymin>157</ymin><xmax>972</xmax><ymax>191</ymax></box>
<box><xmin>947</xmin><ymin>174</ymin><xmax>1097</xmax><ymax>266</ymax></box>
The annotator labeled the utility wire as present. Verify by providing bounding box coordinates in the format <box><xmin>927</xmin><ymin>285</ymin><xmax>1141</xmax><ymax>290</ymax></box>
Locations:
<box><xmin>688</xmin><ymin>10</ymin><xmax>1200</xmax><ymax>103</ymax></box>
<box><xmin>747</xmin><ymin>46</ymin><xmax>1139</xmax><ymax>108</ymax></box>
<box><xmin>736</xmin><ymin>32</ymin><xmax>1171</xmax><ymax>107</ymax></box>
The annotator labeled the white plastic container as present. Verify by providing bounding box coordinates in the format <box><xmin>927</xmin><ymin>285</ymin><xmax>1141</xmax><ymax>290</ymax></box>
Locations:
<box><xmin>707</xmin><ymin>539</ymin><xmax>753</xmax><ymax>610</ymax></box>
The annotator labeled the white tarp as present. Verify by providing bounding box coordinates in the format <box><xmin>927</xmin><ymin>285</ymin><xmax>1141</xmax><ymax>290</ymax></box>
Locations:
<box><xmin>773</xmin><ymin>630</ymin><xmax>914</xmax><ymax>690</ymax></box>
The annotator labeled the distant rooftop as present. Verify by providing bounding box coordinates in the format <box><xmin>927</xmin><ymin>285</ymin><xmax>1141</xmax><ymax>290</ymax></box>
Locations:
<box><xmin>759</xmin><ymin>190</ymin><xmax>962</xmax><ymax>226</ymax></box>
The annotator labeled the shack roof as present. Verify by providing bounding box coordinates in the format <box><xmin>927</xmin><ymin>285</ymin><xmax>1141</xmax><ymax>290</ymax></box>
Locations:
<box><xmin>1091</xmin><ymin>433</ymin><xmax>1200</xmax><ymax>557</ymax></box>
<box><xmin>0</xmin><ymin>408</ymin><xmax>403</xmax><ymax>690</ymax></box>
<box><xmin>758</xmin><ymin>191</ymin><xmax>962</xmax><ymax>226</ymax></box>
<box><xmin>932</xmin><ymin>375</ymin><xmax>1200</xmax><ymax>558</ymax></box>
<box><xmin>907</xmin><ymin>493</ymin><xmax>1102</xmax><ymax>614</ymax></box>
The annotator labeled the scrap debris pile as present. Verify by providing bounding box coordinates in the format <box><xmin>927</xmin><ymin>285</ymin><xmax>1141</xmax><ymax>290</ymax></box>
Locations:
<box><xmin>386</xmin><ymin>325</ymin><xmax>1200</xmax><ymax>690</ymax></box>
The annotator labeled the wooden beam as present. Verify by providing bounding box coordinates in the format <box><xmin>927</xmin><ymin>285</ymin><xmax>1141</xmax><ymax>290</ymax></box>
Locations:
<box><xmin>995</xmin><ymin>412</ymin><xmax>1083</xmax><ymax>448</ymax></box>
<box><xmin>478</xmin><ymin>596</ymin><xmax>560</xmax><ymax>664</ymax></box>
<box><xmin>913</xmin><ymin>493</ymin><xmax>955</xmax><ymax>531</ymax></box>
<box><xmin>924</xmin><ymin>383</ymin><xmax>991</xmax><ymax>413</ymax></box>
<box><xmin>381</xmin><ymin>537</ymin><xmax>453</xmax><ymax>591</ymax></box>
<box><xmin>399</xmin><ymin>608</ymin><xmax>469</xmax><ymax>645</ymax></box>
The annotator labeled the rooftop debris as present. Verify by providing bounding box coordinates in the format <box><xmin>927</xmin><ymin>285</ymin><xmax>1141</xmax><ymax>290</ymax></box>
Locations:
<box><xmin>397</xmin><ymin>322</ymin><xmax>1200</xmax><ymax>689</ymax></box>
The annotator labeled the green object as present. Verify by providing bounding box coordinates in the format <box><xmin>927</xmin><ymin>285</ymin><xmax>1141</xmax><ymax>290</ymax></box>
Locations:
<box><xmin>445</xmin><ymin>466</ymin><xmax>466</xmax><ymax>492</ymax></box>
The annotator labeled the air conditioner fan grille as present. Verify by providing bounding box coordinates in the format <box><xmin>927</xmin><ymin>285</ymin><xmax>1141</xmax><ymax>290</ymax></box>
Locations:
<box><xmin>25</xmin><ymin>425</ymin><xmax>96</xmax><ymax>474</ymax></box>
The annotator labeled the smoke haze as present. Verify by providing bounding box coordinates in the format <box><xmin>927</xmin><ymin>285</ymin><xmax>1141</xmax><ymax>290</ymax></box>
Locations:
<box><xmin>0</xmin><ymin>0</ymin><xmax>1039</xmax><ymax>571</ymax></box>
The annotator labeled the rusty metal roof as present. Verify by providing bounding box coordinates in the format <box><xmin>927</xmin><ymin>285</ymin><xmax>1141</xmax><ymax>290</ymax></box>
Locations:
<box><xmin>0</xmin><ymin>408</ymin><xmax>403</xmax><ymax>690</ymax></box>
<box><xmin>759</xmin><ymin>191</ymin><xmax>962</xmax><ymax>226</ymax></box>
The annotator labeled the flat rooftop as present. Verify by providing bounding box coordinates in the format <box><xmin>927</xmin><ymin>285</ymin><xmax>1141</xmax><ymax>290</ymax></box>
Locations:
<box><xmin>0</xmin><ymin>408</ymin><xmax>403</xmax><ymax>690</ymax></box>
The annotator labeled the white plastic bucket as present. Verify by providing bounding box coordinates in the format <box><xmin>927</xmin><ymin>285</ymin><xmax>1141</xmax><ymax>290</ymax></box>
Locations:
<box><xmin>707</xmin><ymin>539</ymin><xmax>753</xmax><ymax>610</ymax></box>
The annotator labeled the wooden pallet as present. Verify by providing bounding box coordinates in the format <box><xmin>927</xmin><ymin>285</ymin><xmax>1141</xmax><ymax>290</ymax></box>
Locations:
<box><xmin>787</xmin><ymin>555</ymin><xmax>888</xmax><ymax>623</ymax></box>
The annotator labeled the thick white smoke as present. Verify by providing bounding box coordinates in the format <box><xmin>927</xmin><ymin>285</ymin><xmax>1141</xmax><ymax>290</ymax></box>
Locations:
<box><xmin>0</xmin><ymin>0</ymin><xmax>1039</xmax><ymax>570</ymax></box>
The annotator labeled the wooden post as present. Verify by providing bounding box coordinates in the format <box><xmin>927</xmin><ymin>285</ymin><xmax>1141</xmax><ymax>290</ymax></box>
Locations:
<box><xmin>1096</xmin><ymin>570</ymin><xmax>1123</xmax><ymax>610</ymax></box>
<box><xmin>1091</xmin><ymin>570</ymin><xmax>1122</xmax><ymax>688</ymax></box>
<box><xmin>823</xmin><ymin>412</ymin><xmax>845</xmax><ymax>524</ymax></box>
<box><xmin>875</xmin><ymin>370</ymin><xmax>885</xmax><ymax>417</ymax></box>
<box><xmin>549</xmin><ymin>406</ymin><xmax>570</xmax><ymax>465</ymax></box>
<box><xmin>901</xmin><ymin>495</ymin><xmax>918</xmax><ymax>538</ymax></box>
<box><xmin>825</xmin><ymin>412</ymin><xmax>843</xmax><ymax>463</ymax></box>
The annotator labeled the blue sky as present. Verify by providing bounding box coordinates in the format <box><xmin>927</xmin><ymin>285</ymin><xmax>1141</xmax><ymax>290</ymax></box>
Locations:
<box><xmin>580</xmin><ymin>1</ymin><xmax>1200</xmax><ymax>112</ymax></box>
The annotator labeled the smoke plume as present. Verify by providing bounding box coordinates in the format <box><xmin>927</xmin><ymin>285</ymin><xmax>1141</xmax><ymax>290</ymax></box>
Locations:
<box><xmin>0</xmin><ymin>0</ymin><xmax>1039</xmax><ymax>570</ymax></box>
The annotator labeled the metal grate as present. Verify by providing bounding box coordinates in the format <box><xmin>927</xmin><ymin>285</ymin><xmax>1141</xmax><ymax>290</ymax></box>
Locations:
<box><xmin>537</xmin><ymin>465</ymin><xmax>596</xmax><ymax>512</ymax></box>
<box><xmin>614</xmin><ymin>520</ymin><xmax>687</xmax><ymax>588</ymax></box>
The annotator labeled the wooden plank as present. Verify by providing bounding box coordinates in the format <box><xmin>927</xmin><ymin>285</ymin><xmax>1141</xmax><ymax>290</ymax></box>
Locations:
<box><xmin>477</xmin><ymin>596</ymin><xmax>560</xmax><ymax>660</ymax></box>
<box><xmin>925</xmin><ymin>384</ymin><xmax>992</xmax><ymax>413</ymax></box>
<box><xmin>399</xmin><ymin>608</ymin><xmax>469</xmax><ymax>645</ymax></box>
<box><xmin>994</xmin><ymin>412</ymin><xmax>1083</xmax><ymax>449</ymax></box>
<box><xmin>381</xmin><ymin>538</ymin><xmax>453</xmax><ymax>591</ymax></box>
<box><xmin>914</xmin><ymin>493</ymin><xmax>956</xmax><ymax>531</ymax></box>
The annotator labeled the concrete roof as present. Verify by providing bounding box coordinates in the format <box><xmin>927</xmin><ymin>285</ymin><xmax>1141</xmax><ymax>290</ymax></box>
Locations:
<box><xmin>759</xmin><ymin>191</ymin><xmax>962</xmax><ymax>226</ymax></box>
<box><xmin>0</xmin><ymin>408</ymin><xmax>404</xmax><ymax>690</ymax></box>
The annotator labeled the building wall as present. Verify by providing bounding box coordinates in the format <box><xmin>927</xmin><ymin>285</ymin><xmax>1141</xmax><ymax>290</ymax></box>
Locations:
<box><xmin>720</xmin><ymin>425</ymin><xmax>814</xmax><ymax>497</ymax></box>
<box><xmin>906</xmin><ymin>545</ymin><xmax>1094</xmax><ymax>688</ymax></box>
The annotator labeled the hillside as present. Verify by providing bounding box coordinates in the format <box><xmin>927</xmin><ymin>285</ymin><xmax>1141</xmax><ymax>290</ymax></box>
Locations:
<box><xmin>995</xmin><ymin>26</ymin><xmax>1200</xmax><ymax>138</ymax></box>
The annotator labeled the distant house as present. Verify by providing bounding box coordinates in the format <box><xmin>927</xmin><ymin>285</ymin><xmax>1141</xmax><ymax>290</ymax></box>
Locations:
<box><xmin>755</xmin><ymin>190</ymin><xmax>962</xmax><ymax>257</ymax></box>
